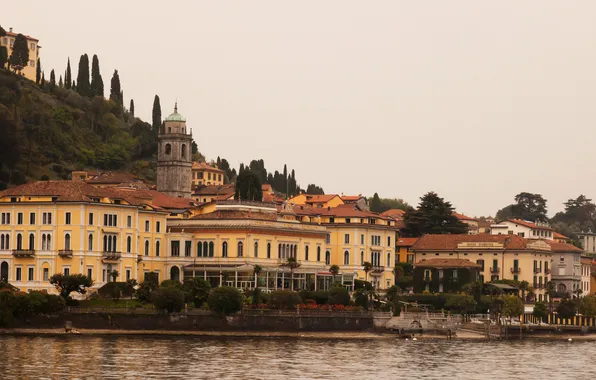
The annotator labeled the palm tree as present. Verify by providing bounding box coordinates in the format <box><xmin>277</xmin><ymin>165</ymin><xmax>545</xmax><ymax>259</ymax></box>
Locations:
<box><xmin>519</xmin><ymin>280</ymin><xmax>529</xmax><ymax>302</ymax></box>
<box><xmin>329</xmin><ymin>264</ymin><xmax>340</xmax><ymax>285</ymax></box>
<box><xmin>363</xmin><ymin>262</ymin><xmax>373</xmax><ymax>283</ymax></box>
<box><xmin>110</xmin><ymin>270</ymin><xmax>119</xmax><ymax>283</ymax></box>
<box><xmin>281</xmin><ymin>257</ymin><xmax>301</xmax><ymax>291</ymax></box>
<box><xmin>253</xmin><ymin>264</ymin><xmax>262</xmax><ymax>289</ymax></box>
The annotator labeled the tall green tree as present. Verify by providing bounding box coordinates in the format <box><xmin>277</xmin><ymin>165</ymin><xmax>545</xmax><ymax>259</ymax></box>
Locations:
<box><xmin>76</xmin><ymin>54</ymin><xmax>91</xmax><ymax>97</ymax></box>
<box><xmin>35</xmin><ymin>58</ymin><xmax>41</xmax><ymax>85</ymax></box>
<box><xmin>90</xmin><ymin>54</ymin><xmax>104</xmax><ymax>97</ymax></box>
<box><xmin>235</xmin><ymin>170</ymin><xmax>262</xmax><ymax>201</ymax></box>
<box><xmin>283</xmin><ymin>164</ymin><xmax>288</xmax><ymax>197</ymax></box>
<box><xmin>65</xmin><ymin>57</ymin><xmax>72</xmax><ymax>89</ymax></box>
<box><xmin>49</xmin><ymin>69</ymin><xmax>55</xmax><ymax>86</ymax></box>
<box><xmin>8</xmin><ymin>34</ymin><xmax>29</xmax><ymax>73</ymax></box>
<box><xmin>58</xmin><ymin>75</ymin><xmax>63</xmax><ymax>88</ymax></box>
<box><xmin>370</xmin><ymin>193</ymin><xmax>382</xmax><ymax>212</ymax></box>
<box><xmin>110</xmin><ymin>69</ymin><xmax>122</xmax><ymax>104</ymax></box>
<box><xmin>129</xmin><ymin>99</ymin><xmax>135</xmax><ymax>118</ymax></box>
<box><xmin>49</xmin><ymin>273</ymin><xmax>93</xmax><ymax>300</ymax></box>
<box><xmin>306</xmin><ymin>184</ymin><xmax>324</xmax><ymax>194</ymax></box>
<box><xmin>496</xmin><ymin>192</ymin><xmax>548</xmax><ymax>222</ymax></box>
<box><xmin>40</xmin><ymin>72</ymin><xmax>45</xmax><ymax>88</ymax></box>
<box><xmin>403</xmin><ymin>191</ymin><xmax>469</xmax><ymax>236</ymax></box>
<box><xmin>152</xmin><ymin>95</ymin><xmax>161</xmax><ymax>135</ymax></box>
<box><xmin>0</xmin><ymin>25</ymin><xmax>6</xmax><ymax>69</ymax></box>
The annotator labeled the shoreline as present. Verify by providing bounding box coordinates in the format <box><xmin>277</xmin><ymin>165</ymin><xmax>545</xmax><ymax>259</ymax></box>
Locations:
<box><xmin>2</xmin><ymin>328</ymin><xmax>595</xmax><ymax>341</ymax></box>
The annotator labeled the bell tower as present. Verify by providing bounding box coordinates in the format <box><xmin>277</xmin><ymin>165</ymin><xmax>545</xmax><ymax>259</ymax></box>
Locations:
<box><xmin>156</xmin><ymin>103</ymin><xmax>193</xmax><ymax>198</ymax></box>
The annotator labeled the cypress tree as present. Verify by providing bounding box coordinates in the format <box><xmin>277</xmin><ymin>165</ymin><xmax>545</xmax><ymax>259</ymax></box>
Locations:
<box><xmin>50</xmin><ymin>69</ymin><xmax>56</xmax><ymax>86</ymax></box>
<box><xmin>76</xmin><ymin>54</ymin><xmax>90</xmax><ymax>96</ymax></box>
<box><xmin>65</xmin><ymin>58</ymin><xmax>72</xmax><ymax>89</ymax></box>
<box><xmin>129</xmin><ymin>99</ymin><xmax>135</xmax><ymax>118</ymax></box>
<box><xmin>90</xmin><ymin>54</ymin><xmax>104</xmax><ymax>97</ymax></box>
<box><xmin>152</xmin><ymin>95</ymin><xmax>161</xmax><ymax>135</ymax></box>
<box><xmin>283</xmin><ymin>164</ymin><xmax>288</xmax><ymax>197</ymax></box>
<box><xmin>72</xmin><ymin>80</ymin><xmax>76</xmax><ymax>90</ymax></box>
<box><xmin>36</xmin><ymin>58</ymin><xmax>41</xmax><ymax>85</ymax></box>
<box><xmin>0</xmin><ymin>25</ymin><xmax>7</xmax><ymax>69</ymax></box>
<box><xmin>40</xmin><ymin>72</ymin><xmax>45</xmax><ymax>88</ymax></box>
<box><xmin>58</xmin><ymin>75</ymin><xmax>63</xmax><ymax>88</ymax></box>
<box><xmin>110</xmin><ymin>69</ymin><xmax>121</xmax><ymax>104</ymax></box>
<box><xmin>8</xmin><ymin>34</ymin><xmax>29</xmax><ymax>73</ymax></box>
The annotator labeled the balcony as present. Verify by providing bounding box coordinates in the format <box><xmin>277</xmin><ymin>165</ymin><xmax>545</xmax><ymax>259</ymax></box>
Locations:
<box><xmin>510</xmin><ymin>267</ymin><xmax>521</xmax><ymax>274</ymax></box>
<box><xmin>137</xmin><ymin>254</ymin><xmax>143</xmax><ymax>263</ymax></box>
<box><xmin>545</xmin><ymin>268</ymin><xmax>551</xmax><ymax>275</ymax></box>
<box><xmin>534</xmin><ymin>268</ymin><xmax>541</xmax><ymax>274</ymax></box>
<box><xmin>58</xmin><ymin>249</ymin><xmax>73</xmax><ymax>258</ymax></box>
<box><xmin>12</xmin><ymin>249</ymin><xmax>35</xmax><ymax>258</ymax></box>
<box><xmin>102</xmin><ymin>251</ymin><xmax>122</xmax><ymax>261</ymax></box>
<box><xmin>490</xmin><ymin>267</ymin><xmax>500</xmax><ymax>274</ymax></box>
<box><xmin>371</xmin><ymin>266</ymin><xmax>385</xmax><ymax>276</ymax></box>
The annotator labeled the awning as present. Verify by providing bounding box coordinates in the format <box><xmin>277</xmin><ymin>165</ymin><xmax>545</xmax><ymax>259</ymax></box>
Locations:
<box><xmin>487</xmin><ymin>283</ymin><xmax>518</xmax><ymax>290</ymax></box>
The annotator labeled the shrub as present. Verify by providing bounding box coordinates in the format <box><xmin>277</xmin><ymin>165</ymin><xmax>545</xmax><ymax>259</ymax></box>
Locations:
<box><xmin>98</xmin><ymin>282</ymin><xmax>134</xmax><ymax>299</ymax></box>
<box><xmin>269</xmin><ymin>291</ymin><xmax>302</xmax><ymax>309</ymax></box>
<box><xmin>354</xmin><ymin>289</ymin><xmax>369</xmax><ymax>310</ymax></box>
<box><xmin>251</xmin><ymin>287</ymin><xmax>262</xmax><ymax>306</ymax></box>
<box><xmin>299</xmin><ymin>290</ymin><xmax>329</xmax><ymax>305</ymax></box>
<box><xmin>160</xmin><ymin>280</ymin><xmax>183</xmax><ymax>289</ymax></box>
<box><xmin>328</xmin><ymin>286</ymin><xmax>350</xmax><ymax>306</ymax></box>
<box><xmin>183</xmin><ymin>278</ymin><xmax>211</xmax><ymax>308</ymax></box>
<box><xmin>444</xmin><ymin>295</ymin><xmax>477</xmax><ymax>314</ymax></box>
<box><xmin>354</xmin><ymin>279</ymin><xmax>373</xmax><ymax>291</ymax></box>
<box><xmin>40</xmin><ymin>175</ymin><xmax>50</xmax><ymax>181</ymax></box>
<box><xmin>557</xmin><ymin>299</ymin><xmax>577</xmax><ymax>319</ymax></box>
<box><xmin>152</xmin><ymin>287</ymin><xmax>185</xmax><ymax>313</ymax></box>
<box><xmin>533</xmin><ymin>301</ymin><xmax>548</xmax><ymax>320</ymax></box>
<box><xmin>208</xmin><ymin>287</ymin><xmax>243</xmax><ymax>316</ymax></box>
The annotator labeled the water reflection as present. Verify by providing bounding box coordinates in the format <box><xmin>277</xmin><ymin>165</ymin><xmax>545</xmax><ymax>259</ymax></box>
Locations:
<box><xmin>1</xmin><ymin>336</ymin><xmax>596</xmax><ymax>379</ymax></box>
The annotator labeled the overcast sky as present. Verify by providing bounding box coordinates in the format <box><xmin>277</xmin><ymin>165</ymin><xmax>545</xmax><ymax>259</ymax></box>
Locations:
<box><xmin>4</xmin><ymin>1</ymin><xmax>596</xmax><ymax>217</ymax></box>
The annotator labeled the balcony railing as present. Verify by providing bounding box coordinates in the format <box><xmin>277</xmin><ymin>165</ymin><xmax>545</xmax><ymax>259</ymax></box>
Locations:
<box><xmin>534</xmin><ymin>268</ymin><xmax>540</xmax><ymax>274</ymax></box>
<box><xmin>371</xmin><ymin>266</ymin><xmax>385</xmax><ymax>275</ymax></box>
<box><xmin>545</xmin><ymin>268</ymin><xmax>551</xmax><ymax>275</ymax></box>
<box><xmin>102</xmin><ymin>251</ymin><xmax>122</xmax><ymax>261</ymax></box>
<box><xmin>490</xmin><ymin>267</ymin><xmax>500</xmax><ymax>274</ymax></box>
<box><xmin>12</xmin><ymin>249</ymin><xmax>35</xmax><ymax>258</ymax></box>
<box><xmin>510</xmin><ymin>267</ymin><xmax>521</xmax><ymax>274</ymax></box>
<box><xmin>58</xmin><ymin>249</ymin><xmax>73</xmax><ymax>258</ymax></box>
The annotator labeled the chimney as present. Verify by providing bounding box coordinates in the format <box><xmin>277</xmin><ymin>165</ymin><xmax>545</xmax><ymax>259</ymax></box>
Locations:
<box><xmin>9</xmin><ymin>27</ymin><xmax>13</xmax><ymax>33</ymax></box>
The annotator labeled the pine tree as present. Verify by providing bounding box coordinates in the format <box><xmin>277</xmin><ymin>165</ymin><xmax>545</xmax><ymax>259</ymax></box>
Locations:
<box><xmin>129</xmin><ymin>99</ymin><xmax>135</xmax><ymax>118</ymax></box>
<box><xmin>35</xmin><ymin>58</ymin><xmax>41</xmax><ymax>85</ymax></box>
<box><xmin>403</xmin><ymin>191</ymin><xmax>469</xmax><ymax>236</ymax></box>
<box><xmin>58</xmin><ymin>75</ymin><xmax>63</xmax><ymax>88</ymax></box>
<box><xmin>110</xmin><ymin>69</ymin><xmax>122</xmax><ymax>104</ymax></box>
<box><xmin>152</xmin><ymin>95</ymin><xmax>161</xmax><ymax>135</ymax></box>
<box><xmin>370</xmin><ymin>193</ymin><xmax>382</xmax><ymax>213</ymax></box>
<box><xmin>90</xmin><ymin>54</ymin><xmax>104</xmax><ymax>97</ymax></box>
<box><xmin>76</xmin><ymin>54</ymin><xmax>90</xmax><ymax>96</ymax></box>
<box><xmin>50</xmin><ymin>69</ymin><xmax>56</xmax><ymax>86</ymax></box>
<box><xmin>65</xmin><ymin>58</ymin><xmax>72</xmax><ymax>89</ymax></box>
<box><xmin>8</xmin><ymin>34</ymin><xmax>29</xmax><ymax>73</ymax></box>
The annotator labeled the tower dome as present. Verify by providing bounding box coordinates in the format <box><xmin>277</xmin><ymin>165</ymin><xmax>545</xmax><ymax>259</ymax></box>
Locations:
<box><xmin>165</xmin><ymin>102</ymin><xmax>186</xmax><ymax>122</ymax></box>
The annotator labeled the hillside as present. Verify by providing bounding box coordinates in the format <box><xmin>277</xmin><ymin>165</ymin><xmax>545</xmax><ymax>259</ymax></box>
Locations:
<box><xmin>0</xmin><ymin>69</ymin><xmax>158</xmax><ymax>188</ymax></box>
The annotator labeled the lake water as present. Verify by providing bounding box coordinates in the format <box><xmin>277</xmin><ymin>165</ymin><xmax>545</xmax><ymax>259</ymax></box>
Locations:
<box><xmin>0</xmin><ymin>335</ymin><xmax>595</xmax><ymax>379</ymax></box>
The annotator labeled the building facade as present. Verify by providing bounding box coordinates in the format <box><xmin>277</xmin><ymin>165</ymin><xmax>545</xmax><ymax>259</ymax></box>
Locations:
<box><xmin>157</xmin><ymin>104</ymin><xmax>193</xmax><ymax>198</ymax></box>
<box><xmin>413</xmin><ymin>258</ymin><xmax>481</xmax><ymax>293</ymax></box>
<box><xmin>490</xmin><ymin>219</ymin><xmax>555</xmax><ymax>240</ymax></box>
<box><xmin>191</xmin><ymin>162</ymin><xmax>224</xmax><ymax>188</ymax></box>
<box><xmin>578</xmin><ymin>231</ymin><xmax>596</xmax><ymax>254</ymax></box>
<box><xmin>546</xmin><ymin>240</ymin><xmax>583</xmax><ymax>297</ymax></box>
<box><xmin>0</xmin><ymin>27</ymin><xmax>40</xmax><ymax>81</ymax></box>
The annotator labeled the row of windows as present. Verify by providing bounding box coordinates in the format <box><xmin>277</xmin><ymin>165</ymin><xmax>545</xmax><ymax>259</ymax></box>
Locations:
<box><xmin>193</xmin><ymin>171</ymin><xmax>223</xmax><ymax>181</ymax></box>
<box><xmin>0</xmin><ymin>211</ymin><xmax>160</xmax><ymax>230</ymax></box>
<box><xmin>343</xmin><ymin>251</ymin><xmax>391</xmax><ymax>267</ymax></box>
<box><xmin>162</xmin><ymin>143</ymin><xmax>187</xmax><ymax>158</ymax></box>
<box><xmin>341</xmin><ymin>233</ymin><xmax>391</xmax><ymax>247</ymax></box>
<box><xmin>7</xmin><ymin>266</ymin><xmax>132</xmax><ymax>283</ymax></box>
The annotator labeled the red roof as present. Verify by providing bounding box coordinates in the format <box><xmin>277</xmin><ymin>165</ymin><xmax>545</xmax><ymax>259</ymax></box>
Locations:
<box><xmin>5</xmin><ymin>31</ymin><xmax>39</xmax><ymax>42</ymax></box>
<box><xmin>305</xmin><ymin>194</ymin><xmax>339</xmax><ymax>204</ymax></box>
<box><xmin>506</xmin><ymin>219</ymin><xmax>554</xmax><ymax>231</ymax></box>
<box><xmin>416</xmin><ymin>258</ymin><xmax>482</xmax><ymax>269</ymax></box>
<box><xmin>381</xmin><ymin>209</ymin><xmax>406</xmax><ymax>218</ymax></box>
<box><xmin>553</xmin><ymin>232</ymin><xmax>568</xmax><ymax>240</ymax></box>
<box><xmin>193</xmin><ymin>184</ymin><xmax>235</xmax><ymax>196</ymax></box>
<box><xmin>412</xmin><ymin>234</ymin><xmax>529</xmax><ymax>251</ymax></box>
<box><xmin>341</xmin><ymin>195</ymin><xmax>364</xmax><ymax>202</ymax></box>
<box><xmin>453</xmin><ymin>212</ymin><xmax>476</xmax><ymax>221</ymax></box>
<box><xmin>191</xmin><ymin>210</ymin><xmax>278</xmax><ymax>222</ymax></box>
<box><xmin>544</xmin><ymin>240</ymin><xmax>582</xmax><ymax>253</ymax></box>
<box><xmin>397</xmin><ymin>237</ymin><xmax>419</xmax><ymax>247</ymax></box>
<box><xmin>192</xmin><ymin>162</ymin><xmax>223</xmax><ymax>172</ymax></box>
<box><xmin>87</xmin><ymin>172</ymin><xmax>140</xmax><ymax>184</ymax></box>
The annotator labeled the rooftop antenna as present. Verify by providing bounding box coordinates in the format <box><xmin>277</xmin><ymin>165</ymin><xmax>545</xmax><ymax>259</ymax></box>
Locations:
<box><xmin>174</xmin><ymin>99</ymin><xmax>178</xmax><ymax>113</ymax></box>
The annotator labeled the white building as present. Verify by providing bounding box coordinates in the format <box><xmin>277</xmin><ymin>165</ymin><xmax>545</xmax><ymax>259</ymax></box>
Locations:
<box><xmin>577</xmin><ymin>231</ymin><xmax>596</xmax><ymax>254</ymax></box>
<box><xmin>490</xmin><ymin>219</ymin><xmax>554</xmax><ymax>240</ymax></box>
<box><xmin>581</xmin><ymin>257</ymin><xmax>592</xmax><ymax>297</ymax></box>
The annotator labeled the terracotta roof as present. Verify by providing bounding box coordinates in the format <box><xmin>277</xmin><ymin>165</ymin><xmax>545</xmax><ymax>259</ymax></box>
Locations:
<box><xmin>415</xmin><ymin>258</ymin><xmax>482</xmax><ymax>269</ymax></box>
<box><xmin>191</xmin><ymin>210</ymin><xmax>278</xmax><ymax>222</ymax></box>
<box><xmin>110</xmin><ymin>188</ymin><xmax>195</xmax><ymax>210</ymax></box>
<box><xmin>262</xmin><ymin>184</ymin><xmax>273</xmax><ymax>192</ymax></box>
<box><xmin>381</xmin><ymin>209</ymin><xmax>406</xmax><ymax>218</ymax></box>
<box><xmin>291</xmin><ymin>203</ymin><xmax>394</xmax><ymax>223</ymax></box>
<box><xmin>193</xmin><ymin>184</ymin><xmax>235</xmax><ymax>196</ymax></box>
<box><xmin>412</xmin><ymin>234</ymin><xmax>529</xmax><ymax>251</ymax></box>
<box><xmin>87</xmin><ymin>172</ymin><xmax>140</xmax><ymax>184</ymax></box>
<box><xmin>341</xmin><ymin>195</ymin><xmax>364</xmax><ymax>202</ymax></box>
<box><xmin>305</xmin><ymin>194</ymin><xmax>339</xmax><ymax>204</ymax></box>
<box><xmin>553</xmin><ymin>232</ymin><xmax>568</xmax><ymax>240</ymax></box>
<box><xmin>192</xmin><ymin>162</ymin><xmax>223</xmax><ymax>172</ymax></box>
<box><xmin>5</xmin><ymin>31</ymin><xmax>39</xmax><ymax>42</ymax></box>
<box><xmin>453</xmin><ymin>212</ymin><xmax>476</xmax><ymax>221</ymax></box>
<box><xmin>505</xmin><ymin>219</ymin><xmax>554</xmax><ymax>231</ymax></box>
<box><xmin>544</xmin><ymin>240</ymin><xmax>582</xmax><ymax>253</ymax></box>
<box><xmin>397</xmin><ymin>237</ymin><xmax>419</xmax><ymax>247</ymax></box>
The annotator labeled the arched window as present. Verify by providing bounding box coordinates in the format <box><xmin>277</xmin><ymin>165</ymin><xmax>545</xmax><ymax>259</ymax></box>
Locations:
<box><xmin>16</xmin><ymin>233</ymin><xmax>22</xmax><ymax>250</ymax></box>
<box><xmin>47</xmin><ymin>235</ymin><xmax>51</xmax><ymax>250</ymax></box>
<box><xmin>64</xmin><ymin>234</ymin><xmax>71</xmax><ymax>250</ymax></box>
<box><xmin>127</xmin><ymin>236</ymin><xmax>132</xmax><ymax>253</ymax></box>
<box><xmin>103</xmin><ymin>235</ymin><xmax>108</xmax><ymax>252</ymax></box>
<box><xmin>254</xmin><ymin>242</ymin><xmax>258</xmax><ymax>258</ymax></box>
<box><xmin>168</xmin><ymin>127</ymin><xmax>172</xmax><ymax>134</ymax></box>
<box><xmin>209</xmin><ymin>241</ymin><xmax>214</xmax><ymax>257</ymax></box>
<box><xmin>29</xmin><ymin>233</ymin><xmax>35</xmax><ymax>250</ymax></box>
<box><xmin>222</xmin><ymin>242</ymin><xmax>228</xmax><ymax>258</ymax></box>
<box><xmin>145</xmin><ymin>240</ymin><xmax>149</xmax><ymax>256</ymax></box>
<box><xmin>238</xmin><ymin>241</ymin><xmax>244</xmax><ymax>257</ymax></box>
<box><xmin>317</xmin><ymin>246</ymin><xmax>321</xmax><ymax>262</ymax></box>
<box><xmin>5</xmin><ymin>235</ymin><xmax>9</xmax><ymax>250</ymax></box>
<box><xmin>197</xmin><ymin>242</ymin><xmax>203</xmax><ymax>257</ymax></box>
<box><xmin>278</xmin><ymin>244</ymin><xmax>282</xmax><ymax>259</ymax></box>
<box><xmin>181</xmin><ymin>144</ymin><xmax>186</xmax><ymax>158</ymax></box>
<box><xmin>203</xmin><ymin>241</ymin><xmax>208</xmax><ymax>258</ymax></box>
<box><xmin>88</xmin><ymin>234</ymin><xmax>93</xmax><ymax>251</ymax></box>
<box><xmin>42</xmin><ymin>234</ymin><xmax>47</xmax><ymax>250</ymax></box>
<box><xmin>1</xmin><ymin>234</ymin><xmax>4</xmax><ymax>250</ymax></box>
<box><xmin>170</xmin><ymin>266</ymin><xmax>180</xmax><ymax>282</ymax></box>
<box><xmin>112</xmin><ymin>236</ymin><xmax>117</xmax><ymax>252</ymax></box>
<box><xmin>267</xmin><ymin>243</ymin><xmax>271</xmax><ymax>259</ymax></box>
<box><xmin>360</xmin><ymin>251</ymin><xmax>364</xmax><ymax>265</ymax></box>
<box><xmin>325</xmin><ymin>251</ymin><xmax>330</xmax><ymax>265</ymax></box>
<box><xmin>305</xmin><ymin>245</ymin><xmax>309</xmax><ymax>261</ymax></box>
<box><xmin>165</xmin><ymin>144</ymin><xmax>172</xmax><ymax>155</ymax></box>
<box><xmin>0</xmin><ymin>262</ymin><xmax>8</xmax><ymax>281</ymax></box>
<box><xmin>156</xmin><ymin>241</ymin><xmax>160</xmax><ymax>256</ymax></box>
<box><xmin>344</xmin><ymin>251</ymin><xmax>350</xmax><ymax>265</ymax></box>
<box><xmin>387</xmin><ymin>253</ymin><xmax>391</xmax><ymax>268</ymax></box>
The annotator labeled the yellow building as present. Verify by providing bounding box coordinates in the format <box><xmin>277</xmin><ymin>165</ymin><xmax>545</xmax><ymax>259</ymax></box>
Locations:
<box><xmin>288</xmin><ymin>193</ymin><xmax>344</xmax><ymax>209</ymax></box>
<box><xmin>412</xmin><ymin>234</ymin><xmax>553</xmax><ymax>301</ymax></box>
<box><xmin>192</xmin><ymin>184</ymin><xmax>235</xmax><ymax>204</ymax></box>
<box><xmin>396</xmin><ymin>237</ymin><xmax>418</xmax><ymax>264</ymax></box>
<box><xmin>162</xmin><ymin>200</ymin><xmax>330</xmax><ymax>290</ymax></box>
<box><xmin>294</xmin><ymin>204</ymin><xmax>398</xmax><ymax>290</ymax></box>
<box><xmin>0</xmin><ymin>181</ymin><xmax>193</xmax><ymax>294</ymax></box>
<box><xmin>192</xmin><ymin>162</ymin><xmax>224</xmax><ymax>187</ymax></box>
<box><xmin>1</xmin><ymin>27</ymin><xmax>40</xmax><ymax>82</ymax></box>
